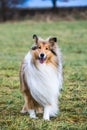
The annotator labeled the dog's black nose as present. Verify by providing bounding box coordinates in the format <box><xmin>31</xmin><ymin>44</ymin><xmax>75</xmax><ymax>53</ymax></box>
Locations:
<box><xmin>40</xmin><ymin>53</ymin><xmax>44</xmax><ymax>58</ymax></box>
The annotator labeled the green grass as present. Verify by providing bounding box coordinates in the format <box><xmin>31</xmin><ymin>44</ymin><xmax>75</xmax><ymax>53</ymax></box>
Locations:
<box><xmin>0</xmin><ymin>20</ymin><xmax>87</xmax><ymax>130</ymax></box>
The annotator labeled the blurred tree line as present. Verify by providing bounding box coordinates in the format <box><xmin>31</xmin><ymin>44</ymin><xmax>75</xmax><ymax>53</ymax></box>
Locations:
<box><xmin>0</xmin><ymin>0</ymin><xmax>68</xmax><ymax>21</ymax></box>
<box><xmin>0</xmin><ymin>0</ymin><xmax>25</xmax><ymax>21</ymax></box>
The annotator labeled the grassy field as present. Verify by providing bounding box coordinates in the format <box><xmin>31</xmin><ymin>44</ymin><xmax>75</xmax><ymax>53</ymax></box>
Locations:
<box><xmin>0</xmin><ymin>20</ymin><xmax>87</xmax><ymax>130</ymax></box>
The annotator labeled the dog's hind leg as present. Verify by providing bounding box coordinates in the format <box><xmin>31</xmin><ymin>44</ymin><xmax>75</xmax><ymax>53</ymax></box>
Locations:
<box><xmin>20</xmin><ymin>81</ymin><xmax>37</xmax><ymax>118</ymax></box>
<box><xmin>23</xmin><ymin>91</ymin><xmax>37</xmax><ymax>118</ymax></box>
<box><xmin>19</xmin><ymin>65</ymin><xmax>37</xmax><ymax>118</ymax></box>
<box><xmin>20</xmin><ymin>102</ymin><xmax>27</xmax><ymax>114</ymax></box>
<box><xmin>20</xmin><ymin>82</ymin><xmax>37</xmax><ymax>118</ymax></box>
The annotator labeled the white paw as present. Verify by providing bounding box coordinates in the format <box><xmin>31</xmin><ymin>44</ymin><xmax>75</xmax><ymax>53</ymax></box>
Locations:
<box><xmin>28</xmin><ymin>109</ymin><xmax>37</xmax><ymax>119</ymax></box>
<box><xmin>30</xmin><ymin>114</ymin><xmax>37</xmax><ymax>119</ymax></box>
<box><xmin>43</xmin><ymin>116</ymin><xmax>50</xmax><ymax>120</ymax></box>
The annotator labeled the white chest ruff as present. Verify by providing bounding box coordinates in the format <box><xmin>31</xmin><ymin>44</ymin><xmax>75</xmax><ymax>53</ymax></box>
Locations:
<box><xmin>24</xmin><ymin>52</ymin><xmax>61</xmax><ymax>106</ymax></box>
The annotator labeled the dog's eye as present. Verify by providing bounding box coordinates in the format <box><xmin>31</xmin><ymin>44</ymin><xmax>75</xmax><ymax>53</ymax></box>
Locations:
<box><xmin>46</xmin><ymin>48</ymin><xmax>48</xmax><ymax>50</ymax></box>
<box><xmin>38</xmin><ymin>46</ymin><xmax>41</xmax><ymax>49</ymax></box>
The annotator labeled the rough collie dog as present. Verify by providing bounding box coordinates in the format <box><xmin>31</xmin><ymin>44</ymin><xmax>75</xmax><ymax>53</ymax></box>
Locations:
<box><xmin>19</xmin><ymin>35</ymin><xmax>62</xmax><ymax>120</ymax></box>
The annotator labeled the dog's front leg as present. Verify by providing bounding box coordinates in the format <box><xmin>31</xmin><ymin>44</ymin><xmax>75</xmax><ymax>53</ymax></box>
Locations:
<box><xmin>43</xmin><ymin>105</ymin><xmax>51</xmax><ymax>120</ymax></box>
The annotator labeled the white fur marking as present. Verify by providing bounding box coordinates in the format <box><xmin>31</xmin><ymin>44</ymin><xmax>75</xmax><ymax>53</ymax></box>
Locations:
<box><xmin>28</xmin><ymin>109</ymin><xmax>36</xmax><ymax>118</ymax></box>
<box><xmin>43</xmin><ymin>105</ymin><xmax>51</xmax><ymax>120</ymax></box>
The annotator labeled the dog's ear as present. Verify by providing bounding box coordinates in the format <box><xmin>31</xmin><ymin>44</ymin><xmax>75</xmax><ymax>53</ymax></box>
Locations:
<box><xmin>49</xmin><ymin>37</ymin><xmax>57</xmax><ymax>43</ymax></box>
<box><xmin>33</xmin><ymin>34</ymin><xmax>38</xmax><ymax>44</ymax></box>
<box><xmin>49</xmin><ymin>37</ymin><xmax>57</xmax><ymax>47</ymax></box>
<box><xmin>49</xmin><ymin>37</ymin><xmax>57</xmax><ymax>44</ymax></box>
<box><xmin>48</xmin><ymin>37</ymin><xmax>58</xmax><ymax>56</ymax></box>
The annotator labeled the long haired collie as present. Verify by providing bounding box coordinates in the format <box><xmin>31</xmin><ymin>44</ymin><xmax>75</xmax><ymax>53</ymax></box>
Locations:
<box><xmin>19</xmin><ymin>35</ymin><xmax>62</xmax><ymax>120</ymax></box>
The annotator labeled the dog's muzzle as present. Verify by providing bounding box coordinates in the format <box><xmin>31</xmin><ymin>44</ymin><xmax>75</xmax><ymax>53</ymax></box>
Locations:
<box><xmin>39</xmin><ymin>53</ymin><xmax>46</xmax><ymax>64</ymax></box>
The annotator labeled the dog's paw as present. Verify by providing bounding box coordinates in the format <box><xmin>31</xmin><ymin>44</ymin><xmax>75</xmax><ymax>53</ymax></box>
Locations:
<box><xmin>43</xmin><ymin>116</ymin><xmax>50</xmax><ymax>121</ymax></box>
<box><xmin>28</xmin><ymin>109</ymin><xmax>37</xmax><ymax>119</ymax></box>
<box><xmin>29</xmin><ymin>114</ymin><xmax>38</xmax><ymax>119</ymax></box>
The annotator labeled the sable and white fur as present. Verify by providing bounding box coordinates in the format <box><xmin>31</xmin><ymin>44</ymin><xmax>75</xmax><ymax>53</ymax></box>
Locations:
<box><xmin>19</xmin><ymin>35</ymin><xmax>62</xmax><ymax>120</ymax></box>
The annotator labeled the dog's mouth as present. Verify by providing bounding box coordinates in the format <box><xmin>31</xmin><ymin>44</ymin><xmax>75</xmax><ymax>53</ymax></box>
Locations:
<box><xmin>38</xmin><ymin>58</ymin><xmax>46</xmax><ymax>64</ymax></box>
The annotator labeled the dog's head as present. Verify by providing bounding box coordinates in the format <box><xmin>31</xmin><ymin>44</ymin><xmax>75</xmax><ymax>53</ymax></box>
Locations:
<box><xmin>31</xmin><ymin>34</ymin><xmax>58</xmax><ymax>64</ymax></box>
